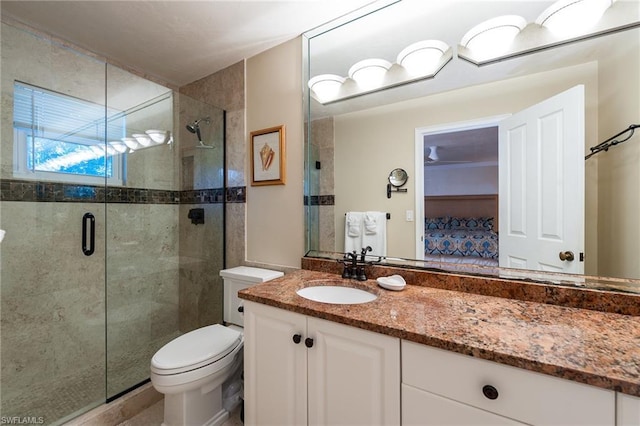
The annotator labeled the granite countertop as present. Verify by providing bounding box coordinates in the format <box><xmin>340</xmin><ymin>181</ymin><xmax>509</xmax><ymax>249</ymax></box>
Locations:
<box><xmin>238</xmin><ymin>269</ymin><xmax>640</xmax><ymax>397</ymax></box>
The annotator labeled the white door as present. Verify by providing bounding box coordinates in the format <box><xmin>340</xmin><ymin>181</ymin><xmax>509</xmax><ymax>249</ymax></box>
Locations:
<box><xmin>499</xmin><ymin>85</ymin><xmax>584</xmax><ymax>274</ymax></box>
<box><xmin>307</xmin><ymin>317</ymin><xmax>400</xmax><ymax>426</ymax></box>
<box><xmin>243</xmin><ymin>301</ymin><xmax>308</xmax><ymax>426</ymax></box>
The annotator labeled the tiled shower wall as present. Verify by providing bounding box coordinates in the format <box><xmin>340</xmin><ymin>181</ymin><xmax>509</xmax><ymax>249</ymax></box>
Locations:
<box><xmin>310</xmin><ymin>117</ymin><xmax>336</xmax><ymax>252</ymax></box>
<box><xmin>180</xmin><ymin>61</ymin><xmax>246</xmax><ymax>269</ymax></box>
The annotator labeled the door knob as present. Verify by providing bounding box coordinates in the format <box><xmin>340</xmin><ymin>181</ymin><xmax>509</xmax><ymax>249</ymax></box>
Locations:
<box><xmin>559</xmin><ymin>251</ymin><xmax>575</xmax><ymax>261</ymax></box>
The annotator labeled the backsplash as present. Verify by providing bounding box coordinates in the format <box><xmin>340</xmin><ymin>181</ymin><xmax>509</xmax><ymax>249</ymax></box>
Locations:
<box><xmin>301</xmin><ymin>257</ymin><xmax>640</xmax><ymax>316</ymax></box>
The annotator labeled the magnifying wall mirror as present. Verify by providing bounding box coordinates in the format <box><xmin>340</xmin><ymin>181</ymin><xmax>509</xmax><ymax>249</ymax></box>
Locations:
<box><xmin>388</xmin><ymin>168</ymin><xmax>408</xmax><ymax>187</ymax></box>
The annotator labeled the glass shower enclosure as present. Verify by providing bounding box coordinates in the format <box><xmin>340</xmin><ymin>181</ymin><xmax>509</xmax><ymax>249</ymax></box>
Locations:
<box><xmin>0</xmin><ymin>21</ymin><xmax>226</xmax><ymax>424</ymax></box>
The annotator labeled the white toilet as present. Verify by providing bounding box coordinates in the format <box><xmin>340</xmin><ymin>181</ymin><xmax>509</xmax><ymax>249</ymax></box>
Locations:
<box><xmin>150</xmin><ymin>266</ymin><xmax>284</xmax><ymax>426</ymax></box>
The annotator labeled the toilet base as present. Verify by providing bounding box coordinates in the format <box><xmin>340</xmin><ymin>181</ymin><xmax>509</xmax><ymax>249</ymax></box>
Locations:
<box><xmin>162</xmin><ymin>385</ymin><xmax>229</xmax><ymax>426</ymax></box>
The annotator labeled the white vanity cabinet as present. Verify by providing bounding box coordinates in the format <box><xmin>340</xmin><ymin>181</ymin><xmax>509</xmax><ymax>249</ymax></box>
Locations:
<box><xmin>243</xmin><ymin>301</ymin><xmax>401</xmax><ymax>426</ymax></box>
<box><xmin>402</xmin><ymin>341</ymin><xmax>615</xmax><ymax>426</ymax></box>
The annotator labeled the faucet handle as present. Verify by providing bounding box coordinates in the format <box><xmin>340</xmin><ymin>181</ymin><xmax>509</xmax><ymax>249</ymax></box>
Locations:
<box><xmin>356</xmin><ymin>266</ymin><xmax>367</xmax><ymax>281</ymax></box>
<box><xmin>360</xmin><ymin>246</ymin><xmax>372</xmax><ymax>262</ymax></box>
<box><xmin>342</xmin><ymin>265</ymin><xmax>352</xmax><ymax>279</ymax></box>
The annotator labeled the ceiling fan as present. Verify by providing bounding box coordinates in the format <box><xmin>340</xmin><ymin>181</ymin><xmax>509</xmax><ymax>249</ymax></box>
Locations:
<box><xmin>424</xmin><ymin>146</ymin><xmax>473</xmax><ymax>165</ymax></box>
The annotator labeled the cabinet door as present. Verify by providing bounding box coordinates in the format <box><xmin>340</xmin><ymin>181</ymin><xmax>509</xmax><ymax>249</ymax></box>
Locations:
<box><xmin>402</xmin><ymin>384</ymin><xmax>527</xmax><ymax>426</ymax></box>
<box><xmin>307</xmin><ymin>317</ymin><xmax>400</xmax><ymax>425</ymax></box>
<box><xmin>244</xmin><ymin>301</ymin><xmax>307</xmax><ymax>426</ymax></box>
<box><xmin>617</xmin><ymin>393</ymin><xmax>640</xmax><ymax>426</ymax></box>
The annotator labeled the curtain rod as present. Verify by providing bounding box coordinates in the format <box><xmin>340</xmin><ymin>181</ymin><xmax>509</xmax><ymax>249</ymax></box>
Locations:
<box><xmin>585</xmin><ymin>124</ymin><xmax>640</xmax><ymax>160</ymax></box>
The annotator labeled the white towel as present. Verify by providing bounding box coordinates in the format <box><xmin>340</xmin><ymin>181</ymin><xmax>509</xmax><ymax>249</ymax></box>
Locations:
<box><xmin>362</xmin><ymin>211</ymin><xmax>387</xmax><ymax>257</ymax></box>
<box><xmin>0</xmin><ymin>229</ymin><xmax>5</xmax><ymax>243</ymax></box>
<box><xmin>344</xmin><ymin>212</ymin><xmax>364</xmax><ymax>253</ymax></box>
<box><xmin>346</xmin><ymin>212</ymin><xmax>362</xmax><ymax>237</ymax></box>
<box><xmin>364</xmin><ymin>212</ymin><xmax>377</xmax><ymax>235</ymax></box>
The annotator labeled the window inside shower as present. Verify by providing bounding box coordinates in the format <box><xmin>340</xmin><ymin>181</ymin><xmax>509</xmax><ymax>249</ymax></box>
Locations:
<box><xmin>13</xmin><ymin>82</ymin><xmax>125</xmax><ymax>185</ymax></box>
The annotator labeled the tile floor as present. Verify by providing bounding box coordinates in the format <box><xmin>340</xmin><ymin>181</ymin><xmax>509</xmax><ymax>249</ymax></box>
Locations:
<box><xmin>117</xmin><ymin>400</ymin><xmax>243</xmax><ymax>426</ymax></box>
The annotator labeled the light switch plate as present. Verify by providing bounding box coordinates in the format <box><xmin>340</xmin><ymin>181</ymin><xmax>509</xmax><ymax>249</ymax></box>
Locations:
<box><xmin>406</xmin><ymin>210</ymin><xmax>414</xmax><ymax>222</ymax></box>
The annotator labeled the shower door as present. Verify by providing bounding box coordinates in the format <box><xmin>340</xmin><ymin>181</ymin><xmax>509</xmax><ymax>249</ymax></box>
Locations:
<box><xmin>0</xmin><ymin>21</ymin><xmax>108</xmax><ymax>423</ymax></box>
<box><xmin>105</xmin><ymin>65</ymin><xmax>181</xmax><ymax>398</ymax></box>
<box><xmin>1</xmin><ymin>21</ymin><xmax>227</xmax><ymax>425</ymax></box>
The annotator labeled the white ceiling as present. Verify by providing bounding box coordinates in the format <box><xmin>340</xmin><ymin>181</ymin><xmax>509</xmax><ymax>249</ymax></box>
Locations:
<box><xmin>0</xmin><ymin>0</ymin><xmax>376</xmax><ymax>87</ymax></box>
<box><xmin>424</xmin><ymin>127</ymin><xmax>498</xmax><ymax>167</ymax></box>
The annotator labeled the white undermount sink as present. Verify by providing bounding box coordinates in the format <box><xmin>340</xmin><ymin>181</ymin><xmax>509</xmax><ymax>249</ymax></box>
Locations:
<box><xmin>296</xmin><ymin>285</ymin><xmax>377</xmax><ymax>304</ymax></box>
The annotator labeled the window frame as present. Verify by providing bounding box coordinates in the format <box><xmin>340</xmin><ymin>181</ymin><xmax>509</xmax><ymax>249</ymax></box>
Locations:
<box><xmin>12</xmin><ymin>82</ymin><xmax>125</xmax><ymax>187</ymax></box>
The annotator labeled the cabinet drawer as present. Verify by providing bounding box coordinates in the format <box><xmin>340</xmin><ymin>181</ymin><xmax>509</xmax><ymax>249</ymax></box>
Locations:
<box><xmin>403</xmin><ymin>384</ymin><xmax>527</xmax><ymax>426</ymax></box>
<box><xmin>402</xmin><ymin>341</ymin><xmax>614</xmax><ymax>426</ymax></box>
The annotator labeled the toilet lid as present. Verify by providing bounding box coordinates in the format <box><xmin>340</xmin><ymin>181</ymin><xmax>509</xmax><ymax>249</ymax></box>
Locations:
<box><xmin>151</xmin><ymin>324</ymin><xmax>242</xmax><ymax>373</ymax></box>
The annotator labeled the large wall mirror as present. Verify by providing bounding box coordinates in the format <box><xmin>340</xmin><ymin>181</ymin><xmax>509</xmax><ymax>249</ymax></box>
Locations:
<box><xmin>304</xmin><ymin>0</ymin><xmax>640</xmax><ymax>292</ymax></box>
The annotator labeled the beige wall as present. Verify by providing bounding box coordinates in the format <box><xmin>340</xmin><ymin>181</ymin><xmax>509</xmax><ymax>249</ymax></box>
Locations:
<box><xmin>596</xmin><ymin>29</ymin><xmax>640</xmax><ymax>278</ymax></box>
<box><xmin>246</xmin><ymin>38</ymin><xmax>304</xmax><ymax>269</ymax></box>
<box><xmin>333</xmin><ymin>62</ymin><xmax>599</xmax><ymax>267</ymax></box>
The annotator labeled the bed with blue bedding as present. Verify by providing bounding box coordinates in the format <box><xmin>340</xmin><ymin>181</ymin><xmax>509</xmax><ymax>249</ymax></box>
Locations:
<box><xmin>424</xmin><ymin>216</ymin><xmax>499</xmax><ymax>261</ymax></box>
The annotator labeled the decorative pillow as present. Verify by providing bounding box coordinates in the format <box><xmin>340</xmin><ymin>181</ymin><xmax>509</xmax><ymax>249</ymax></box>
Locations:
<box><xmin>449</xmin><ymin>217</ymin><xmax>494</xmax><ymax>231</ymax></box>
<box><xmin>425</xmin><ymin>216</ymin><xmax>450</xmax><ymax>230</ymax></box>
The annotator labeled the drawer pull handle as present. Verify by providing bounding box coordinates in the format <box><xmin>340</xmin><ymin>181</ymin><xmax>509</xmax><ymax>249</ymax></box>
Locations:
<box><xmin>482</xmin><ymin>385</ymin><xmax>499</xmax><ymax>400</ymax></box>
<box><xmin>305</xmin><ymin>337</ymin><xmax>314</xmax><ymax>348</ymax></box>
<box><xmin>292</xmin><ymin>334</ymin><xmax>302</xmax><ymax>344</ymax></box>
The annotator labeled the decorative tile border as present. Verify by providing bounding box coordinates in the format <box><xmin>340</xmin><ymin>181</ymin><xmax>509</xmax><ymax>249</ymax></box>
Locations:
<box><xmin>305</xmin><ymin>195</ymin><xmax>335</xmax><ymax>205</ymax></box>
<box><xmin>0</xmin><ymin>179</ymin><xmax>246</xmax><ymax>204</ymax></box>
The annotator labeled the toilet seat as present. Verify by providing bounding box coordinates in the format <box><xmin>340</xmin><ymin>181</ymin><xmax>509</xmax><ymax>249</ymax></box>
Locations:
<box><xmin>151</xmin><ymin>324</ymin><xmax>242</xmax><ymax>375</ymax></box>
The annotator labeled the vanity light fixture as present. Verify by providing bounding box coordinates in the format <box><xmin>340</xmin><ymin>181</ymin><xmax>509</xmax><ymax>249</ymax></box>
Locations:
<box><xmin>536</xmin><ymin>0</ymin><xmax>615</xmax><ymax>38</ymax></box>
<box><xmin>397</xmin><ymin>40</ymin><xmax>450</xmax><ymax>77</ymax></box>
<box><xmin>308</xmin><ymin>40</ymin><xmax>452</xmax><ymax>105</ymax></box>
<box><xmin>122</xmin><ymin>137</ymin><xmax>140</xmax><ymax>150</ymax></box>
<box><xmin>90</xmin><ymin>144</ymin><xmax>116</xmax><ymax>156</ymax></box>
<box><xmin>308</xmin><ymin>74</ymin><xmax>346</xmax><ymax>103</ymax></box>
<box><xmin>460</xmin><ymin>15</ymin><xmax>528</xmax><ymax>60</ymax></box>
<box><xmin>132</xmin><ymin>133</ymin><xmax>153</xmax><ymax>147</ymax></box>
<box><xmin>348</xmin><ymin>58</ymin><xmax>392</xmax><ymax>90</ymax></box>
<box><xmin>458</xmin><ymin>0</ymin><xmax>636</xmax><ymax>66</ymax></box>
<box><xmin>145</xmin><ymin>129</ymin><xmax>170</xmax><ymax>145</ymax></box>
<box><xmin>109</xmin><ymin>141</ymin><xmax>128</xmax><ymax>154</ymax></box>
<box><xmin>97</xmin><ymin>130</ymin><xmax>173</xmax><ymax>156</ymax></box>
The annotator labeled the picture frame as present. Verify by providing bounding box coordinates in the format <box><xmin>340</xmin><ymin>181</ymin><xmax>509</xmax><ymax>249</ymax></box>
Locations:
<box><xmin>250</xmin><ymin>125</ymin><xmax>286</xmax><ymax>186</ymax></box>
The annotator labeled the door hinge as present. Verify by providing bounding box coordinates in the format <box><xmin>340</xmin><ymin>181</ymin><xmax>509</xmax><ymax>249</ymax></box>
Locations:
<box><xmin>579</xmin><ymin>252</ymin><xmax>584</xmax><ymax>262</ymax></box>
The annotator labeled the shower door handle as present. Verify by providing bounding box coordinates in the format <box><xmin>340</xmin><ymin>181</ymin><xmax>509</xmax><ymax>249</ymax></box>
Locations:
<box><xmin>82</xmin><ymin>212</ymin><xmax>95</xmax><ymax>256</ymax></box>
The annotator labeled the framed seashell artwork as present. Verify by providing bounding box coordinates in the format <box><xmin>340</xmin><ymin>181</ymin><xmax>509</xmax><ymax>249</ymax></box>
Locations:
<box><xmin>250</xmin><ymin>125</ymin><xmax>286</xmax><ymax>186</ymax></box>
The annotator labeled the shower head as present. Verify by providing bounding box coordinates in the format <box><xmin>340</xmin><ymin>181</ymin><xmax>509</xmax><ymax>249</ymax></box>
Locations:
<box><xmin>185</xmin><ymin>117</ymin><xmax>214</xmax><ymax>148</ymax></box>
<box><xmin>185</xmin><ymin>117</ymin><xmax>211</xmax><ymax>144</ymax></box>
<box><xmin>186</xmin><ymin>123</ymin><xmax>203</xmax><ymax>142</ymax></box>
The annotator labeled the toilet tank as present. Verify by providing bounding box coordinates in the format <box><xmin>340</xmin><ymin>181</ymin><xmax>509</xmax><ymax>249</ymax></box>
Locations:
<box><xmin>220</xmin><ymin>266</ymin><xmax>284</xmax><ymax>326</ymax></box>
